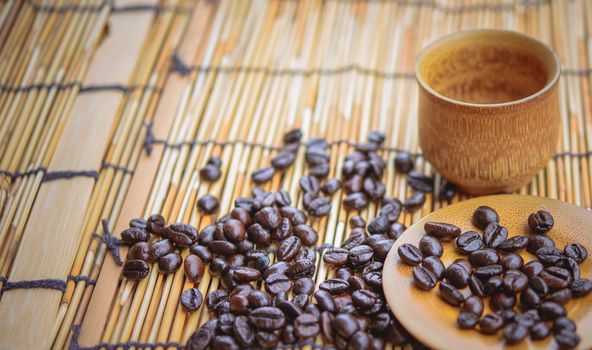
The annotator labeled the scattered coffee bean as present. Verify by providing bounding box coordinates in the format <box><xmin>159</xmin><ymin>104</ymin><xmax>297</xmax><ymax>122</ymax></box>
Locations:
<box><xmin>479</xmin><ymin>313</ymin><xmax>504</xmax><ymax>334</ymax></box>
<box><xmin>181</xmin><ymin>288</ymin><xmax>203</xmax><ymax>311</ymax></box>
<box><xmin>483</xmin><ymin>223</ymin><xmax>508</xmax><ymax>248</ymax></box>
<box><xmin>456</xmin><ymin>231</ymin><xmax>483</xmax><ymax>254</ymax></box>
<box><xmin>404</xmin><ymin>191</ymin><xmax>425</xmax><ymax>211</ymax></box>
<box><xmin>528</xmin><ymin>210</ymin><xmax>554</xmax><ymax>234</ymax></box>
<box><xmin>397</xmin><ymin>244</ymin><xmax>422</xmax><ymax>265</ymax></box>
<box><xmin>497</xmin><ymin>236</ymin><xmax>529</xmax><ymax>253</ymax></box>
<box><xmin>439</xmin><ymin>282</ymin><xmax>464</xmax><ymax>306</ymax></box>
<box><xmin>122</xmin><ymin>259</ymin><xmax>149</xmax><ymax>280</ymax></box>
<box><xmin>462</xmin><ymin>296</ymin><xmax>484</xmax><ymax>316</ymax></box>
<box><xmin>424</xmin><ymin>221</ymin><xmax>461</xmax><ymax>241</ymax></box>
<box><xmin>571</xmin><ymin>278</ymin><xmax>592</xmax><ymax>297</ymax></box>
<box><xmin>526</xmin><ymin>235</ymin><xmax>555</xmax><ymax>254</ymax></box>
<box><xmin>197</xmin><ymin>195</ymin><xmax>219</xmax><ymax>214</ymax></box>
<box><xmin>406</xmin><ymin>172</ymin><xmax>433</xmax><ymax>193</ymax></box>
<box><xmin>419</xmin><ymin>235</ymin><xmax>443</xmax><ymax>257</ymax></box>
<box><xmin>503</xmin><ymin>323</ymin><xmax>528</xmax><ymax>344</ymax></box>
<box><xmin>457</xmin><ymin>312</ymin><xmax>479</xmax><ymax>329</ymax></box>
<box><xmin>158</xmin><ymin>252</ymin><xmax>182</xmax><ymax>274</ymax></box>
<box><xmin>251</xmin><ymin>167</ymin><xmax>275</xmax><ymax>184</ymax></box>
<box><xmin>472</xmin><ymin>206</ymin><xmax>499</xmax><ymax>229</ymax></box>
<box><xmin>564</xmin><ymin>243</ymin><xmax>588</xmax><ymax>263</ymax></box>
<box><xmin>394</xmin><ymin>152</ymin><xmax>414</xmax><ymax>174</ymax></box>
<box><xmin>412</xmin><ymin>266</ymin><xmax>437</xmax><ymax>290</ymax></box>
<box><xmin>422</xmin><ymin>256</ymin><xmax>446</xmax><ymax>280</ymax></box>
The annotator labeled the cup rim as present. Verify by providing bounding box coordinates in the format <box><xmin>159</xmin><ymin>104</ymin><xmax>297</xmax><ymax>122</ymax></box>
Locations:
<box><xmin>414</xmin><ymin>29</ymin><xmax>561</xmax><ymax>108</ymax></box>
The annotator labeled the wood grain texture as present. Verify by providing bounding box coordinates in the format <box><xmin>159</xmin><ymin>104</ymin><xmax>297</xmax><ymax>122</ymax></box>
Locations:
<box><xmin>383</xmin><ymin>194</ymin><xmax>592</xmax><ymax>350</ymax></box>
<box><xmin>417</xmin><ymin>30</ymin><xmax>561</xmax><ymax>195</ymax></box>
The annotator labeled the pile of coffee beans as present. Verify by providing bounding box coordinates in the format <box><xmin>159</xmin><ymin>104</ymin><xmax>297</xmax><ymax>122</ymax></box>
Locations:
<box><xmin>200</xmin><ymin>156</ymin><xmax>222</xmax><ymax>182</ymax></box>
<box><xmin>398</xmin><ymin>206</ymin><xmax>591</xmax><ymax>348</ymax></box>
<box><xmin>299</xmin><ymin>136</ymin><xmax>334</xmax><ymax>217</ymax></box>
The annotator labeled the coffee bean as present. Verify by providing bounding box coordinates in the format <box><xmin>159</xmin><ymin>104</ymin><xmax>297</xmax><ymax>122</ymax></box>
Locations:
<box><xmin>222</xmin><ymin>219</ymin><xmax>245</xmax><ymax>243</ymax></box>
<box><xmin>349</xmin><ymin>331</ymin><xmax>371</xmax><ymax>350</ymax></box>
<box><xmin>200</xmin><ymin>164</ymin><xmax>221</xmax><ymax>182</ymax></box>
<box><xmin>283</xmin><ymin>128</ymin><xmax>302</xmax><ymax>143</ymax></box>
<box><xmin>292</xmin><ymin>277</ymin><xmax>314</xmax><ymax>296</ymax></box>
<box><xmin>343</xmin><ymin>192</ymin><xmax>370</xmax><ymax>210</ymax></box>
<box><xmin>479</xmin><ymin>313</ymin><xmax>504</xmax><ymax>334</ymax></box>
<box><xmin>558</xmin><ymin>257</ymin><xmax>580</xmax><ymax>280</ymax></box>
<box><xmin>280</xmin><ymin>207</ymin><xmax>307</xmax><ymax>225</ymax></box>
<box><xmin>523</xmin><ymin>260</ymin><xmax>544</xmax><ymax>277</ymax></box>
<box><xmin>445</xmin><ymin>263</ymin><xmax>470</xmax><ymax>289</ymax></box>
<box><xmin>293</xmin><ymin>313</ymin><xmax>320</xmax><ymax>338</ymax></box>
<box><xmin>412</xmin><ymin>266</ymin><xmax>437</xmax><ymax>290</ymax></box>
<box><xmin>349</xmin><ymin>245</ymin><xmax>374</xmax><ymax>268</ymax></box>
<box><xmin>189</xmin><ymin>245</ymin><xmax>212</xmax><ymax>263</ymax></box>
<box><xmin>547</xmin><ymin>288</ymin><xmax>573</xmax><ymax>305</ymax></box>
<box><xmin>205</xmin><ymin>290</ymin><xmax>228</xmax><ymax>311</ymax></box>
<box><xmin>419</xmin><ymin>235</ymin><xmax>443</xmax><ymax>257</ymax></box>
<box><xmin>484</xmin><ymin>276</ymin><xmax>503</xmax><ymax>295</ymax></box>
<box><xmin>127</xmin><ymin>242</ymin><xmax>150</xmax><ymax>261</ymax></box>
<box><xmin>256</xmin><ymin>331</ymin><xmax>279</xmax><ymax>348</ymax></box>
<box><xmin>249</xmin><ymin>307</ymin><xmax>285</xmax><ymax>330</ymax></box>
<box><xmin>388</xmin><ymin>222</ymin><xmax>406</xmax><ymax>240</ymax></box>
<box><xmin>122</xmin><ymin>259</ymin><xmax>150</xmax><ymax>280</ymax></box>
<box><xmin>526</xmin><ymin>235</ymin><xmax>555</xmax><ymax>254</ymax></box>
<box><xmin>515</xmin><ymin>309</ymin><xmax>540</xmax><ymax>328</ymax></box>
<box><xmin>212</xmin><ymin>335</ymin><xmax>239</xmax><ymax>350</ymax></box>
<box><xmin>469</xmin><ymin>248</ymin><xmax>500</xmax><ymax>267</ymax></box>
<box><xmin>233</xmin><ymin>266</ymin><xmax>261</xmax><ymax>283</ymax></box>
<box><xmin>472</xmin><ymin>206</ymin><xmax>499</xmax><ymax>229</ymax></box>
<box><xmin>462</xmin><ymin>296</ymin><xmax>484</xmax><ymax>316</ymax></box>
<box><xmin>539</xmin><ymin>266</ymin><xmax>572</xmax><ymax>289</ymax></box>
<box><xmin>229</xmin><ymin>293</ymin><xmax>250</xmax><ymax>315</ymax></box>
<box><xmin>555</xmin><ymin>329</ymin><xmax>580</xmax><ymax>349</ymax></box>
<box><xmin>404</xmin><ymin>191</ymin><xmax>425</xmax><ymax>211</ymax></box>
<box><xmin>321</xmin><ymin>178</ymin><xmax>341</xmax><ymax>195</ymax></box>
<box><xmin>530</xmin><ymin>322</ymin><xmax>551</xmax><ymax>340</ymax></box>
<box><xmin>276</xmin><ymin>299</ymin><xmax>303</xmax><ymax>320</ymax></box>
<box><xmin>439</xmin><ymin>281</ymin><xmax>464</xmax><ymax>306</ymax></box>
<box><xmin>255</xmin><ymin>207</ymin><xmax>282</xmax><ymax>230</ymax></box>
<box><xmin>529</xmin><ymin>276</ymin><xmax>549</xmax><ymax>296</ymax></box>
<box><xmin>422</xmin><ymin>256</ymin><xmax>446</xmax><ymax>280</ymax></box>
<box><xmin>501</xmin><ymin>254</ymin><xmax>523</xmax><ymax>271</ymax></box>
<box><xmin>363</xmin><ymin>178</ymin><xmax>386</xmax><ymax>200</ymax></box>
<box><xmin>398</xmin><ymin>244</ymin><xmax>422</xmax><ymax>265</ymax></box>
<box><xmin>536</xmin><ymin>246</ymin><xmax>563</xmax><ymax>266</ymax></box>
<box><xmin>368</xmin><ymin>215</ymin><xmax>389</xmax><ymax>235</ymax></box>
<box><xmin>264</xmin><ymin>273</ymin><xmax>292</xmax><ymax>295</ymax></box>
<box><xmin>528</xmin><ymin>210</ymin><xmax>554</xmax><ymax>234</ymax></box>
<box><xmin>184</xmin><ymin>254</ymin><xmax>205</xmax><ymax>283</ymax></box>
<box><xmin>197</xmin><ymin>195</ymin><xmax>219</xmax><ymax>214</ymax></box>
<box><xmin>252</xmin><ymin>167</ymin><xmax>275</xmax><ymax>184</ymax></box>
<box><xmin>293</xmin><ymin>224</ymin><xmax>318</xmax><ymax>246</ymax></box>
<box><xmin>306</xmin><ymin>147</ymin><xmax>330</xmax><ymax>165</ymax></box>
<box><xmin>564</xmin><ymin>243</ymin><xmax>587</xmax><ymax>263</ymax></box>
<box><xmin>457</xmin><ymin>312</ymin><xmax>480</xmax><ymax>329</ymax></box>
<box><xmin>333</xmin><ymin>314</ymin><xmax>360</xmax><ymax>338</ymax></box>
<box><xmin>271</xmin><ymin>152</ymin><xmax>296</xmax><ymax>170</ymax></box>
<box><xmin>121</xmin><ymin>227</ymin><xmax>150</xmax><ymax>245</ymax></box>
<box><xmin>490</xmin><ymin>292</ymin><xmax>516</xmax><ymax>310</ymax></box>
<box><xmin>394</xmin><ymin>152</ymin><xmax>414</xmax><ymax>174</ymax></box>
<box><xmin>571</xmin><ymin>278</ymin><xmax>592</xmax><ymax>297</ymax></box>
<box><xmin>230</xmin><ymin>315</ymin><xmax>254</xmax><ymax>347</ymax></box>
<box><xmin>349</xmin><ymin>215</ymin><xmax>366</xmax><ymax>228</ymax></box>
<box><xmin>180</xmin><ymin>288</ymin><xmax>203</xmax><ymax>311</ymax></box>
<box><xmin>307</xmin><ymin>197</ymin><xmax>332</xmax><ymax>217</ymax></box>
<box><xmin>158</xmin><ymin>252</ymin><xmax>182</xmax><ymax>274</ymax></box>
<box><xmin>553</xmin><ymin>317</ymin><xmax>576</xmax><ymax>334</ymax></box>
<box><xmin>187</xmin><ymin>327</ymin><xmax>212</xmax><ymax>350</ymax></box>
<box><xmin>503</xmin><ymin>270</ymin><xmax>528</xmax><ymax>293</ymax></box>
<box><xmin>497</xmin><ymin>236</ymin><xmax>529</xmax><ymax>253</ymax></box>
<box><xmin>323</xmin><ymin>248</ymin><xmax>349</xmax><ymax>267</ymax></box>
<box><xmin>407</xmin><ymin>172</ymin><xmax>433</xmax><ymax>192</ymax></box>
<box><xmin>300</xmin><ymin>175</ymin><xmax>320</xmax><ymax>194</ymax></box>
<box><xmin>319</xmin><ymin>278</ymin><xmax>349</xmax><ymax>294</ymax></box>
<box><xmin>165</xmin><ymin>223</ymin><xmax>198</xmax><ymax>248</ymax></box>
<box><xmin>456</xmin><ymin>231</ymin><xmax>483</xmax><ymax>254</ymax></box>
<box><xmin>474</xmin><ymin>264</ymin><xmax>504</xmax><ymax>279</ymax></box>
<box><xmin>287</xmin><ymin>259</ymin><xmax>315</xmax><ymax>279</ymax></box>
<box><xmin>439</xmin><ymin>182</ymin><xmax>458</xmax><ymax>202</ymax></box>
<box><xmin>277</xmin><ymin>236</ymin><xmax>301</xmax><ymax>262</ymax></box>
<box><xmin>147</xmin><ymin>213</ymin><xmax>166</xmax><ymax>236</ymax></box>
<box><xmin>314</xmin><ymin>290</ymin><xmax>336</xmax><ymax>313</ymax></box>
<box><xmin>539</xmin><ymin>301</ymin><xmax>566</xmax><ymax>320</ymax></box>
<box><xmin>208</xmin><ymin>240</ymin><xmax>237</xmax><ymax>256</ymax></box>
<box><xmin>503</xmin><ymin>323</ymin><xmax>528</xmax><ymax>344</ymax></box>
<box><xmin>469</xmin><ymin>275</ymin><xmax>485</xmax><ymax>297</ymax></box>
<box><xmin>424</xmin><ymin>221</ymin><xmax>461</xmax><ymax>241</ymax></box>
<box><xmin>520</xmin><ymin>288</ymin><xmax>541</xmax><ymax>308</ymax></box>
<box><xmin>483</xmin><ymin>223</ymin><xmax>508</xmax><ymax>248</ymax></box>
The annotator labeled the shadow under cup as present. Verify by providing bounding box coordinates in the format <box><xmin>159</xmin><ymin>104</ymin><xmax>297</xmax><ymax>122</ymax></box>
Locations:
<box><xmin>416</xmin><ymin>30</ymin><xmax>560</xmax><ymax>195</ymax></box>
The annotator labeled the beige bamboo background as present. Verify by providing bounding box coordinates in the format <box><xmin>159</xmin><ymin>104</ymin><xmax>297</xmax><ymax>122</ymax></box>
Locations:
<box><xmin>0</xmin><ymin>0</ymin><xmax>591</xmax><ymax>349</ymax></box>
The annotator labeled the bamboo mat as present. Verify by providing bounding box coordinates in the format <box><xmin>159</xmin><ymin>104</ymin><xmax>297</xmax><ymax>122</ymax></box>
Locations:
<box><xmin>0</xmin><ymin>0</ymin><xmax>591</xmax><ymax>349</ymax></box>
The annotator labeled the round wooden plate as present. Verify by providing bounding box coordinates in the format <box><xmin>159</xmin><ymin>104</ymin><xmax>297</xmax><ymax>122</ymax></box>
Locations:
<box><xmin>383</xmin><ymin>195</ymin><xmax>592</xmax><ymax>350</ymax></box>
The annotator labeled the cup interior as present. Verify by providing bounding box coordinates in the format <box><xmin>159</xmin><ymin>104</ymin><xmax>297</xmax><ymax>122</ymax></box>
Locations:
<box><xmin>416</xmin><ymin>30</ymin><xmax>559</xmax><ymax>105</ymax></box>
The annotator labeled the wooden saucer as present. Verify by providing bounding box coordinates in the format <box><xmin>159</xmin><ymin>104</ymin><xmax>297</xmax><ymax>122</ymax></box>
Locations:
<box><xmin>383</xmin><ymin>195</ymin><xmax>592</xmax><ymax>350</ymax></box>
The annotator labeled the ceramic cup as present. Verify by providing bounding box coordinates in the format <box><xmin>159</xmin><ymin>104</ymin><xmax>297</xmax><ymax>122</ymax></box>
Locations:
<box><xmin>416</xmin><ymin>29</ymin><xmax>560</xmax><ymax>195</ymax></box>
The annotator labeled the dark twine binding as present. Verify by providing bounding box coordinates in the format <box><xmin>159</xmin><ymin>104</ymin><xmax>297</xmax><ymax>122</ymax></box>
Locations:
<box><xmin>43</xmin><ymin>170</ymin><xmax>99</xmax><ymax>182</ymax></box>
<box><xmin>0</xmin><ymin>162</ymin><xmax>133</xmax><ymax>180</ymax></box>
<box><xmin>24</xmin><ymin>0</ymin><xmax>193</xmax><ymax>15</ymax></box>
<box><xmin>0</xmin><ymin>81</ymin><xmax>161</xmax><ymax>94</ymax></box>
<box><xmin>92</xmin><ymin>219</ymin><xmax>124</xmax><ymax>266</ymax></box>
<box><xmin>67</xmin><ymin>274</ymin><xmax>97</xmax><ymax>286</ymax></box>
<box><xmin>0</xmin><ymin>274</ymin><xmax>95</xmax><ymax>293</ymax></box>
<box><xmin>101</xmin><ymin>162</ymin><xmax>134</xmax><ymax>175</ymax></box>
<box><xmin>143</xmin><ymin>122</ymin><xmax>158</xmax><ymax>156</ymax></box>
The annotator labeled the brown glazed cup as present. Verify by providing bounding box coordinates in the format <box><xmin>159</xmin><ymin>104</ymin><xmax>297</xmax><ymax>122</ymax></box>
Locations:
<box><xmin>416</xmin><ymin>29</ymin><xmax>560</xmax><ymax>195</ymax></box>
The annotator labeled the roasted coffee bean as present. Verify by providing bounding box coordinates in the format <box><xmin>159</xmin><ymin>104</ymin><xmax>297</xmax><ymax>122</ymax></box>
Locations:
<box><xmin>439</xmin><ymin>181</ymin><xmax>458</xmax><ymax>202</ymax></box>
<box><xmin>368</xmin><ymin>215</ymin><xmax>389</xmax><ymax>235</ymax></box>
<box><xmin>497</xmin><ymin>309</ymin><xmax>518</xmax><ymax>324</ymax></box>
<box><xmin>319</xmin><ymin>278</ymin><xmax>349</xmax><ymax>294</ymax></box>
<box><xmin>469</xmin><ymin>248</ymin><xmax>499</xmax><ymax>267</ymax></box>
<box><xmin>363</xmin><ymin>177</ymin><xmax>386</xmax><ymax>200</ymax></box>
<box><xmin>187</xmin><ymin>327</ymin><xmax>213</xmax><ymax>350</ymax></box>
<box><xmin>343</xmin><ymin>192</ymin><xmax>369</xmax><ymax>210</ymax></box>
<box><xmin>397</xmin><ymin>244</ymin><xmax>422</xmax><ymax>265</ymax></box>
<box><xmin>349</xmin><ymin>331</ymin><xmax>371</xmax><ymax>350</ymax></box>
<box><xmin>222</xmin><ymin>219</ymin><xmax>245</xmax><ymax>243</ymax></box>
<box><xmin>147</xmin><ymin>213</ymin><xmax>166</xmax><ymax>236</ymax></box>
<box><xmin>255</xmin><ymin>207</ymin><xmax>282</xmax><ymax>229</ymax></box>
<box><xmin>528</xmin><ymin>210</ymin><xmax>554</xmax><ymax>234</ymax></box>
<box><xmin>280</xmin><ymin>207</ymin><xmax>307</xmax><ymax>225</ymax></box>
<box><xmin>424</xmin><ymin>221</ymin><xmax>461</xmax><ymax>241</ymax></box>
<box><xmin>158</xmin><ymin>252</ymin><xmax>182</xmax><ymax>274</ymax></box>
<box><xmin>283</xmin><ymin>128</ymin><xmax>302</xmax><ymax>143</ymax></box>
<box><xmin>456</xmin><ymin>231</ymin><xmax>483</xmax><ymax>254</ymax></box>
<box><xmin>208</xmin><ymin>240</ymin><xmax>237</xmax><ymax>256</ymax></box>
<box><xmin>367</xmin><ymin>130</ymin><xmax>386</xmax><ymax>144</ymax></box>
<box><xmin>479</xmin><ymin>313</ymin><xmax>504</xmax><ymax>334</ymax></box>
<box><xmin>197</xmin><ymin>195</ymin><xmax>219</xmax><ymax>214</ymax></box>
<box><xmin>198</xmin><ymin>225</ymin><xmax>218</xmax><ymax>246</ymax></box>
<box><xmin>547</xmin><ymin>288</ymin><xmax>573</xmax><ymax>305</ymax></box>
<box><xmin>553</xmin><ymin>317</ymin><xmax>576</xmax><ymax>335</ymax></box>
<box><xmin>348</xmin><ymin>275</ymin><xmax>367</xmax><ymax>291</ymax></box>
<box><xmin>351</xmin><ymin>289</ymin><xmax>378</xmax><ymax>309</ymax></box>
<box><xmin>184</xmin><ymin>254</ymin><xmax>205</xmax><ymax>283</ymax></box>
<box><xmin>128</xmin><ymin>217</ymin><xmax>147</xmax><ymax>230</ymax></box>
<box><xmin>445</xmin><ymin>263</ymin><xmax>470</xmax><ymax>288</ymax></box>
<box><xmin>536</xmin><ymin>246</ymin><xmax>563</xmax><ymax>266</ymax></box>
<box><xmin>122</xmin><ymin>259</ymin><xmax>150</xmax><ymax>280</ymax></box>
<box><xmin>503</xmin><ymin>271</ymin><xmax>528</xmax><ymax>293</ymax></box>
<box><xmin>472</xmin><ymin>206</ymin><xmax>499</xmax><ymax>229</ymax></box>
<box><xmin>297</xmin><ymin>248</ymin><xmax>316</xmax><ymax>263</ymax></box>
<box><xmin>205</xmin><ymin>290</ymin><xmax>228</xmax><ymax>311</ymax></box>
<box><xmin>503</xmin><ymin>323</ymin><xmax>528</xmax><ymax>344</ymax></box>
<box><xmin>287</xmin><ymin>259</ymin><xmax>315</xmax><ymax>279</ymax></box>
<box><xmin>497</xmin><ymin>236</ymin><xmax>529</xmax><ymax>253</ymax></box>
<box><xmin>529</xmin><ymin>275</ymin><xmax>549</xmax><ymax>296</ymax></box>
<box><xmin>199</xmin><ymin>164</ymin><xmax>221</xmax><ymax>182</ymax></box>
<box><xmin>530</xmin><ymin>322</ymin><xmax>551</xmax><ymax>340</ymax></box>
<box><xmin>453</xmin><ymin>258</ymin><xmax>472</xmax><ymax>272</ymax></box>
<box><xmin>526</xmin><ymin>235</ymin><xmax>555</xmax><ymax>254</ymax></box>
<box><xmin>307</xmin><ymin>197</ymin><xmax>332</xmax><ymax>217</ymax></box>
<box><xmin>349</xmin><ymin>215</ymin><xmax>366</xmax><ymax>228</ymax></box>
<box><xmin>555</xmin><ymin>329</ymin><xmax>580</xmax><ymax>349</ymax></box>
<box><xmin>320</xmin><ymin>311</ymin><xmax>335</xmax><ymax>343</ymax></box>
<box><xmin>233</xmin><ymin>266</ymin><xmax>261</xmax><ymax>283</ymax></box>
<box><xmin>422</xmin><ymin>256</ymin><xmax>446</xmax><ymax>280</ymax></box>
<box><xmin>263</xmin><ymin>261</ymin><xmax>289</xmax><ymax>279</ymax></box>
<box><xmin>474</xmin><ymin>264</ymin><xmax>504</xmax><ymax>279</ymax></box>
<box><xmin>394</xmin><ymin>152</ymin><xmax>414</xmax><ymax>174</ymax></box>
<box><xmin>321</xmin><ymin>178</ymin><xmax>342</xmax><ymax>195</ymax></box>
<box><xmin>407</xmin><ymin>172</ymin><xmax>433</xmax><ymax>192</ymax></box>
<box><xmin>484</xmin><ymin>276</ymin><xmax>503</xmax><ymax>295</ymax></box>
<box><xmin>324</xmin><ymin>248</ymin><xmax>349</xmax><ymax>267</ymax></box>
<box><xmin>274</xmin><ymin>189</ymin><xmax>291</xmax><ymax>207</ymax></box>
<box><xmin>490</xmin><ymin>292</ymin><xmax>516</xmax><ymax>310</ymax></box>
<box><xmin>564</xmin><ymin>243</ymin><xmax>588</xmax><ymax>263</ymax></box>
<box><xmin>212</xmin><ymin>335</ymin><xmax>239</xmax><ymax>350</ymax></box>
<box><xmin>271</xmin><ymin>152</ymin><xmax>296</xmax><ymax>170</ymax></box>
<box><xmin>127</xmin><ymin>242</ymin><xmax>150</xmax><ymax>261</ymax></box>
<box><xmin>300</xmin><ymin>175</ymin><xmax>320</xmax><ymax>194</ymax></box>
<box><xmin>293</xmin><ymin>277</ymin><xmax>315</xmax><ymax>296</ymax></box>
<box><xmin>333</xmin><ymin>314</ymin><xmax>360</xmax><ymax>338</ymax></box>
<box><xmin>404</xmin><ymin>191</ymin><xmax>425</xmax><ymax>210</ymax></box>
<box><xmin>343</xmin><ymin>175</ymin><xmax>363</xmax><ymax>194</ymax></box>
<box><xmin>249</xmin><ymin>306</ymin><xmax>285</xmax><ymax>330</ymax></box>
<box><xmin>256</xmin><ymin>331</ymin><xmax>279</xmax><ymax>348</ymax></box>
<box><xmin>571</xmin><ymin>278</ymin><xmax>592</xmax><ymax>297</ymax></box>
<box><xmin>342</xmin><ymin>229</ymin><xmax>367</xmax><ymax>250</ymax></box>
<box><xmin>277</xmin><ymin>299</ymin><xmax>303</xmax><ymax>320</ymax></box>
<box><xmin>372</xmin><ymin>239</ymin><xmax>395</xmax><ymax>261</ymax></box>
<box><xmin>282</xmin><ymin>324</ymin><xmax>297</xmax><ymax>345</ymax></box>
<box><xmin>277</xmin><ymin>236</ymin><xmax>301</xmax><ymax>262</ymax></box>
<box><xmin>515</xmin><ymin>309</ymin><xmax>540</xmax><ymax>328</ymax></box>
<box><xmin>229</xmin><ymin>293</ymin><xmax>250</xmax><ymax>315</ymax></box>
<box><xmin>293</xmin><ymin>224</ymin><xmax>318</xmax><ymax>246</ymax></box>
<box><xmin>247</xmin><ymin>223</ymin><xmax>271</xmax><ymax>246</ymax></box>
<box><xmin>469</xmin><ymin>275</ymin><xmax>485</xmax><ymax>297</ymax></box>
<box><xmin>462</xmin><ymin>296</ymin><xmax>484</xmax><ymax>316</ymax></box>
<box><xmin>314</xmin><ymin>290</ymin><xmax>336</xmax><ymax>313</ymax></box>
<box><xmin>539</xmin><ymin>301</ymin><xmax>566</xmax><ymax>320</ymax></box>
<box><xmin>523</xmin><ymin>260</ymin><xmax>544</xmax><ymax>277</ymax></box>
<box><xmin>218</xmin><ymin>313</ymin><xmax>236</xmax><ymax>334</ymax></box>
<box><xmin>252</xmin><ymin>167</ymin><xmax>275</xmax><ymax>184</ymax></box>
<box><xmin>349</xmin><ymin>245</ymin><xmax>374</xmax><ymax>268</ymax></box>
<box><xmin>483</xmin><ymin>223</ymin><xmax>508</xmax><ymax>248</ymax></box>
<box><xmin>293</xmin><ymin>313</ymin><xmax>320</xmax><ymax>338</ymax></box>
<box><xmin>165</xmin><ymin>223</ymin><xmax>198</xmax><ymax>248</ymax></box>
<box><xmin>232</xmin><ymin>315</ymin><xmax>255</xmax><ymax>346</ymax></box>
<box><xmin>501</xmin><ymin>254</ymin><xmax>523</xmax><ymax>271</ymax></box>
<box><xmin>457</xmin><ymin>312</ymin><xmax>480</xmax><ymax>329</ymax></box>
<box><xmin>247</xmin><ymin>290</ymin><xmax>272</xmax><ymax>308</ymax></box>
<box><xmin>180</xmin><ymin>288</ymin><xmax>203</xmax><ymax>311</ymax></box>
<box><xmin>419</xmin><ymin>235</ymin><xmax>443</xmax><ymax>257</ymax></box>
<box><xmin>190</xmin><ymin>245</ymin><xmax>212</xmax><ymax>263</ymax></box>
<box><xmin>539</xmin><ymin>266</ymin><xmax>572</xmax><ymax>289</ymax></box>
<box><xmin>439</xmin><ymin>282</ymin><xmax>464</xmax><ymax>306</ymax></box>
<box><xmin>121</xmin><ymin>227</ymin><xmax>150</xmax><ymax>245</ymax></box>
<box><xmin>264</xmin><ymin>273</ymin><xmax>292</xmax><ymax>295</ymax></box>
<box><xmin>271</xmin><ymin>218</ymin><xmax>292</xmax><ymax>241</ymax></box>
<box><xmin>209</xmin><ymin>257</ymin><xmax>228</xmax><ymax>276</ymax></box>
<box><xmin>559</xmin><ymin>257</ymin><xmax>581</xmax><ymax>280</ymax></box>
<box><xmin>412</xmin><ymin>265</ymin><xmax>437</xmax><ymax>290</ymax></box>
<box><xmin>306</xmin><ymin>147</ymin><xmax>330</xmax><ymax>164</ymax></box>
